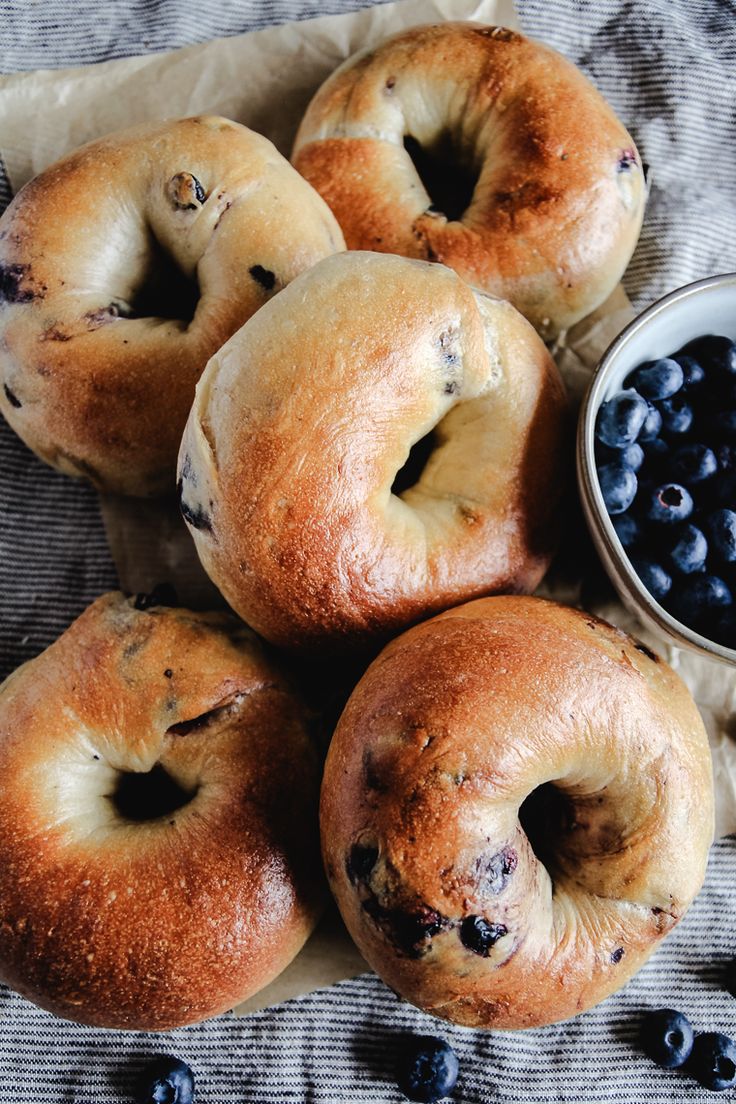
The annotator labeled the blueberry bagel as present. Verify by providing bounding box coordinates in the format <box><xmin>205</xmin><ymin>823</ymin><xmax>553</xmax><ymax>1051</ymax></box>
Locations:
<box><xmin>0</xmin><ymin>116</ymin><xmax>344</xmax><ymax>496</ymax></box>
<box><xmin>178</xmin><ymin>251</ymin><xmax>567</xmax><ymax>651</ymax></box>
<box><xmin>0</xmin><ymin>591</ymin><xmax>323</xmax><ymax>1029</ymax></box>
<box><xmin>321</xmin><ymin>596</ymin><xmax>714</xmax><ymax>1029</ymax></box>
<box><xmin>293</xmin><ymin>23</ymin><xmax>646</xmax><ymax>338</ymax></box>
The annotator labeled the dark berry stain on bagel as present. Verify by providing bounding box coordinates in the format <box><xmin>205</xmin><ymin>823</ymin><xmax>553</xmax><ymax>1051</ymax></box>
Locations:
<box><xmin>611</xmin><ymin>947</ymin><xmax>625</xmax><ymax>963</ymax></box>
<box><xmin>179</xmin><ymin>453</ymin><xmax>197</xmax><ymax>488</ymax></box>
<box><xmin>166</xmin><ymin>690</ymin><xmax>251</xmax><ymax>738</ymax></box>
<box><xmin>133</xmin><ymin>583</ymin><xmax>178</xmax><ymax>611</ymax></box>
<box><xmin>617</xmin><ymin>149</ymin><xmax>638</xmax><ymax>173</ymax></box>
<box><xmin>363</xmin><ymin>750</ymin><xmax>389</xmax><ymax>793</ymax></box>
<box><xmin>177</xmin><ymin>478</ymin><xmax>213</xmax><ymax>533</ymax></box>
<box><xmin>3</xmin><ymin>384</ymin><xmax>21</xmax><ymax>409</ymax></box>
<box><xmin>249</xmin><ymin>265</ymin><xmax>276</xmax><ymax>291</ymax></box>
<box><xmin>0</xmin><ymin>263</ymin><xmax>35</xmax><ymax>305</ymax></box>
<box><xmin>477</xmin><ymin>847</ymin><xmax>518</xmax><ymax>895</ymax></box>
<box><xmin>362</xmin><ymin>897</ymin><xmax>449</xmax><ymax>958</ymax></box>
<box><xmin>41</xmin><ymin>323</ymin><xmax>73</xmax><ymax>342</ymax></box>
<box><xmin>347</xmin><ymin>843</ymin><xmax>379</xmax><ymax>884</ymax></box>
<box><xmin>460</xmin><ymin>915</ymin><xmax>508</xmax><ymax>956</ymax></box>
<box><xmin>167</xmin><ymin>172</ymin><xmax>207</xmax><ymax>210</ymax></box>
<box><xmin>634</xmin><ymin>641</ymin><xmax>659</xmax><ymax>662</ymax></box>
<box><xmin>385</xmin><ymin>76</ymin><xmax>396</xmax><ymax>93</ymax></box>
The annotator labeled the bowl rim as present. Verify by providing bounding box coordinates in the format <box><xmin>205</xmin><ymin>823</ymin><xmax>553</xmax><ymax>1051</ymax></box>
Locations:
<box><xmin>577</xmin><ymin>270</ymin><xmax>736</xmax><ymax>666</ymax></box>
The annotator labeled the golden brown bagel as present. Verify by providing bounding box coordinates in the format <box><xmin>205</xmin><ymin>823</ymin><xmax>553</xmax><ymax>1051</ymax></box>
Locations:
<box><xmin>321</xmin><ymin>596</ymin><xmax>714</xmax><ymax>1029</ymax></box>
<box><xmin>293</xmin><ymin>23</ymin><xmax>646</xmax><ymax>338</ymax></box>
<box><xmin>0</xmin><ymin>591</ymin><xmax>323</xmax><ymax>1030</ymax></box>
<box><xmin>0</xmin><ymin>116</ymin><xmax>344</xmax><ymax>496</ymax></box>
<box><xmin>178</xmin><ymin>251</ymin><xmax>567</xmax><ymax>652</ymax></box>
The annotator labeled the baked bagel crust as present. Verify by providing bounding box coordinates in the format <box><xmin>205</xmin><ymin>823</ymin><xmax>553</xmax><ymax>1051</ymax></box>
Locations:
<box><xmin>293</xmin><ymin>23</ymin><xmax>646</xmax><ymax>338</ymax></box>
<box><xmin>0</xmin><ymin>116</ymin><xmax>344</xmax><ymax>496</ymax></box>
<box><xmin>321</xmin><ymin>597</ymin><xmax>714</xmax><ymax>1029</ymax></box>
<box><xmin>178</xmin><ymin>251</ymin><xmax>567</xmax><ymax>651</ymax></box>
<box><xmin>0</xmin><ymin>592</ymin><xmax>323</xmax><ymax>1030</ymax></box>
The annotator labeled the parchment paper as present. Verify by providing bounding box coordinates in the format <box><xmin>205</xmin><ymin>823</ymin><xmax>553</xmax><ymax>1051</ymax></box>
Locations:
<box><xmin>0</xmin><ymin>0</ymin><xmax>515</xmax><ymax>188</ymax></box>
<box><xmin>1</xmin><ymin>0</ymin><xmax>734</xmax><ymax>1019</ymax></box>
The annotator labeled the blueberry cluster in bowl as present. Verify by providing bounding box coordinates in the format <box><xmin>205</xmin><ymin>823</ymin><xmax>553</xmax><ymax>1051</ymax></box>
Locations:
<box><xmin>595</xmin><ymin>334</ymin><xmax>736</xmax><ymax>648</ymax></box>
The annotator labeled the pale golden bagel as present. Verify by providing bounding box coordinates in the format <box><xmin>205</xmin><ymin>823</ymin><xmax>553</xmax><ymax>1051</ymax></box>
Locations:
<box><xmin>0</xmin><ymin>116</ymin><xmax>344</xmax><ymax>496</ymax></box>
<box><xmin>321</xmin><ymin>596</ymin><xmax>714</xmax><ymax>1029</ymax></box>
<box><xmin>178</xmin><ymin>252</ymin><xmax>568</xmax><ymax>651</ymax></box>
<box><xmin>0</xmin><ymin>591</ymin><xmax>323</xmax><ymax>1030</ymax></box>
<box><xmin>293</xmin><ymin>23</ymin><xmax>646</xmax><ymax>338</ymax></box>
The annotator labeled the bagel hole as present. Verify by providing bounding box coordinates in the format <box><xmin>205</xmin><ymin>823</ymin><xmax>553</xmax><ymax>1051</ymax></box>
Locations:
<box><xmin>126</xmin><ymin>234</ymin><xmax>200</xmax><ymax>324</ymax></box>
<box><xmin>403</xmin><ymin>133</ymin><xmax>478</xmax><ymax>222</ymax></box>
<box><xmin>518</xmin><ymin>783</ymin><xmax>572</xmax><ymax>876</ymax></box>
<box><xmin>391</xmin><ymin>430</ymin><xmax>437</xmax><ymax>496</ymax></box>
<box><xmin>111</xmin><ymin>763</ymin><xmax>197</xmax><ymax>822</ymax></box>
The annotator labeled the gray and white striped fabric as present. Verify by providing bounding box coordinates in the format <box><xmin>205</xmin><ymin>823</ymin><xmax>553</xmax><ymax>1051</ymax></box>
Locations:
<box><xmin>0</xmin><ymin>1</ymin><xmax>735</xmax><ymax>1101</ymax></box>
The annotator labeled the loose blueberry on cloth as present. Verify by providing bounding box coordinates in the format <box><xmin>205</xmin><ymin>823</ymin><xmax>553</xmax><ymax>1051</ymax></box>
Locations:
<box><xmin>1</xmin><ymin>0</ymin><xmax>736</xmax><ymax>1102</ymax></box>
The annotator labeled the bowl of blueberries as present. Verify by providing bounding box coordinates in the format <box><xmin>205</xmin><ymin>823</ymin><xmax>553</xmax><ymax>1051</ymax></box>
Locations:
<box><xmin>578</xmin><ymin>272</ymin><xmax>736</xmax><ymax>664</ymax></box>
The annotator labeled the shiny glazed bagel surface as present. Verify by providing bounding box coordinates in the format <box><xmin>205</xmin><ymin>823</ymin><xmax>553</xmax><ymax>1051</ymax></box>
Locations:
<box><xmin>293</xmin><ymin>22</ymin><xmax>646</xmax><ymax>338</ymax></box>
<box><xmin>0</xmin><ymin>115</ymin><xmax>344</xmax><ymax>496</ymax></box>
<box><xmin>320</xmin><ymin>596</ymin><xmax>714</xmax><ymax>1029</ymax></box>
<box><xmin>0</xmin><ymin>592</ymin><xmax>323</xmax><ymax>1030</ymax></box>
<box><xmin>179</xmin><ymin>251</ymin><xmax>567</xmax><ymax>651</ymax></box>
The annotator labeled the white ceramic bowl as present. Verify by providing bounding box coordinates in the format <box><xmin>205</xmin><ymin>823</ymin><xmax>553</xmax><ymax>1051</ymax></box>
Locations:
<box><xmin>577</xmin><ymin>272</ymin><xmax>736</xmax><ymax>665</ymax></box>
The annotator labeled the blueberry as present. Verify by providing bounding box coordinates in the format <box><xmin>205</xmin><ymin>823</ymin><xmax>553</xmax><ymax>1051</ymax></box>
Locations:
<box><xmin>612</xmin><ymin>512</ymin><xmax>641</xmax><ymax>548</ymax></box>
<box><xmin>712</xmin><ymin>445</ymin><xmax>736</xmax><ymax>507</ymax></box>
<box><xmin>638</xmin><ymin>402</ymin><xmax>663</xmax><ymax>442</ymax></box>
<box><xmin>668</xmin><ymin>524</ymin><xmax>708</xmax><ymax>574</ymax></box>
<box><xmin>715</xmin><ymin>608</ymin><xmax>736</xmax><ymax>649</ymax></box>
<box><xmin>459</xmin><ymin>916</ymin><xmax>507</xmax><ymax>956</ymax></box>
<box><xmin>657</xmin><ymin>395</ymin><xmax>693</xmax><ymax>436</ymax></box>
<box><xmin>708</xmin><ymin>509</ymin><xmax>736</xmax><ymax>562</ymax></box>
<box><xmin>646</xmin><ymin>483</ymin><xmax>693</xmax><ymax>525</ymax></box>
<box><xmin>627</xmin><ymin>358</ymin><xmax>684</xmax><ymax>400</ymax></box>
<box><xmin>690</xmin><ymin>1032</ymin><xmax>736</xmax><ymax>1092</ymax></box>
<box><xmin>672</xmin><ymin>574</ymin><xmax>732</xmax><ymax>628</ymax></box>
<box><xmin>671</xmin><ymin>443</ymin><xmax>718</xmax><ymax>484</ymax></box>
<box><xmin>677</xmin><ymin>354</ymin><xmax>706</xmax><ymax>391</ymax></box>
<box><xmin>682</xmin><ymin>334</ymin><xmax>736</xmax><ymax>378</ymax></box>
<box><xmin>598</xmin><ymin>463</ymin><xmax>638</xmax><ymax>515</ymax></box>
<box><xmin>710</xmin><ymin>410</ymin><xmax>736</xmax><ymax>441</ymax></box>
<box><xmin>596</xmin><ymin>389</ymin><xmax>649</xmax><ymax>448</ymax></box>
<box><xmin>595</xmin><ymin>441</ymin><xmax>644</xmax><ymax>471</ymax></box>
<box><xmin>641</xmin><ymin>436</ymin><xmax>671</xmax><ymax>474</ymax></box>
<box><xmin>641</xmin><ymin>1008</ymin><xmax>694</xmax><ymax>1069</ymax></box>
<box><xmin>630</xmin><ymin>556</ymin><xmax>672</xmax><ymax>601</ymax></box>
<box><xmin>397</xmin><ymin>1037</ymin><xmax>459</xmax><ymax>1103</ymax></box>
<box><xmin>136</xmin><ymin>1056</ymin><xmax>194</xmax><ymax>1104</ymax></box>
<box><xmin>621</xmin><ymin>443</ymin><xmax>646</xmax><ymax>471</ymax></box>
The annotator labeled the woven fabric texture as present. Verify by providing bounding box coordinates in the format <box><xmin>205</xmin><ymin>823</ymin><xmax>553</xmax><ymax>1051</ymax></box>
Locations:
<box><xmin>0</xmin><ymin>1</ymin><xmax>735</xmax><ymax>1100</ymax></box>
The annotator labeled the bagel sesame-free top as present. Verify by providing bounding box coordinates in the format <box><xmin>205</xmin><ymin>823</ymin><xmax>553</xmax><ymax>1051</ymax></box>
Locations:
<box><xmin>0</xmin><ymin>591</ymin><xmax>323</xmax><ymax>1030</ymax></box>
<box><xmin>178</xmin><ymin>251</ymin><xmax>567</xmax><ymax>651</ymax></box>
<box><xmin>321</xmin><ymin>596</ymin><xmax>714</xmax><ymax>1029</ymax></box>
<box><xmin>0</xmin><ymin>116</ymin><xmax>344</xmax><ymax>496</ymax></box>
<box><xmin>293</xmin><ymin>23</ymin><xmax>646</xmax><ymax>338</ymax></box>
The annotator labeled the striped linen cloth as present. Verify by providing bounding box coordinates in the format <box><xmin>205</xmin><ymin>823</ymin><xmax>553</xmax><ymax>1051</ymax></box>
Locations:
<box><xmin>0</xmin><ymin>1</ymin><xmax>735</xmax><ymax>1100</ymax></box>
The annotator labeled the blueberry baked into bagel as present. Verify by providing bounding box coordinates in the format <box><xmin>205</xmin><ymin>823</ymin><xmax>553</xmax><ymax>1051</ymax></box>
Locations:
<box><xmin>0</xmin><ymin>116</ymin><xmax>344</xmax><ymax>496</ymax></box>
<box><xmin>321</xmin><ymin>596</ymin><xmax>714</xmax><ymax>1029</ymax></box>
<box><xmin>178</xmin><ymin>251</ymin><xmax>568</xmax><ymax>651</ymax></box>
<box><xmin>0</xmin><ymin>591</ymin><xmax>323</xmax><ymax>1030</ymax></box>
<box><xmin>293</xmin><ymin>22</ymin><xmax>646</xmax><ymax>339</ymax></box>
